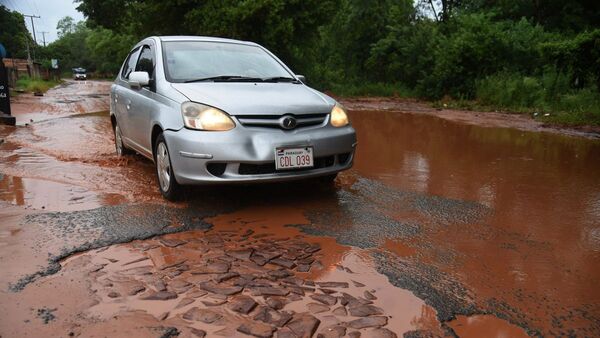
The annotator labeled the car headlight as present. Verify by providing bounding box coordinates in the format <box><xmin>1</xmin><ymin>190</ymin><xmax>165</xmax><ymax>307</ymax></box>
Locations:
<box><xmin>181</xmin><ymin>102</ymin><xmax>235</xmax><ymax>131</ymax></box>
<box><xmin>330</xmin><ymin>103</ymin><xmax>349</xmax><ymax>127</ymax></box>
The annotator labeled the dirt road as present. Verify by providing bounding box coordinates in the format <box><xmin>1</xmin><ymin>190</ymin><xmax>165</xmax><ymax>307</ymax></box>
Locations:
<box><xmin>0</xmin><ymin>80</ymin><xmax>599</xmax><ymax>337</ymax></box>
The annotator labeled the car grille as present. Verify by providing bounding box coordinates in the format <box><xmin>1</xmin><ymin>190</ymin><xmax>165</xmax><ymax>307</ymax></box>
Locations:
<box><xmin>236</xmin><ymin>113</ymin><xmax>328</xmax><ymax>130</ymax></box>
<box><xmin>206</xmin><ymin>163</ymin><xmax>227</xmax><ymax>176</ymax></box>
<box><xmin>238</xmin><ymin>155</ymin><xmax>335</xmax><ymax>175</ymax></box>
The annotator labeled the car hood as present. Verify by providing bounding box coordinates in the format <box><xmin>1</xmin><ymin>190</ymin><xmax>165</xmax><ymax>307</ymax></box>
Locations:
<box><xmin>171</xmin><ymin>82</ymin><xmax>334</xmax><ymax>116</ymax></box>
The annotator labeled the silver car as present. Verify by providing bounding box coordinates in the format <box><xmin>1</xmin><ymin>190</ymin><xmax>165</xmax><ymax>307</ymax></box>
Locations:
<box><xmin>110</xmin><ymin>36</ymin><xmax>356</xmax><ymax>200</ymax></box>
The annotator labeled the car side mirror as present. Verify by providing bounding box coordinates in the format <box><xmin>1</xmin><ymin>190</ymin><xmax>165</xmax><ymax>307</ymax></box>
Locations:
<box><xmin>128</xmin><ymin>71</ymin><xmax>150</xmax><ymax>89</ymax></box>
<box><xmin>296</xmin><ymin>74</ymin><xmax>306</xmax><ymax>83</ymax></box>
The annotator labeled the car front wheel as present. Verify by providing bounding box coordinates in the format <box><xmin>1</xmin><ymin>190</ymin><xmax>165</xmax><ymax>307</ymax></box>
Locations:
<box><xmin>155</xmin><ymin>134</ymin><xmax>181</xmax><ymax>200</ymax></box>
<box><xmin>114</xmin><ymin>124</ymin><xmax>134</xmax><ymax>156</ymax></box>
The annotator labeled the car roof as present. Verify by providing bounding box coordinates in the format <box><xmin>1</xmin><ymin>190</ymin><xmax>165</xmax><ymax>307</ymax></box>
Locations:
<box><xmin>157</xmin><ymin>36</ymin><xmax>257</xmax><ymax>46</ymax></box>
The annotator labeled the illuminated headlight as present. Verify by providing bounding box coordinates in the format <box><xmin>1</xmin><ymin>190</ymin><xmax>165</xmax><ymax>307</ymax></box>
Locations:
<box><xmin>330</xmin><ymin>103</ymin><xmax>349</xmax><ymax>127</ymax></box>
<box><xmin>181</xmin><ymin>102</ymin><xmax>235</xmax><ymax>131</ymax></box>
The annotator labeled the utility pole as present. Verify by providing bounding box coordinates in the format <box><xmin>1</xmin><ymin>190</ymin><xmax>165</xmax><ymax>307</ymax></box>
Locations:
<box><xmin>39</xmin><ymin>31</ymin><xmax>49</xmax><ymax>47</ymax></box>
<box><xmin>23</xmin><ymin>14</ymin><xmax>41</xmax><ymax>61</ymax></box>
<box><xmin>23</xmin><ymin>14</ymin><xmax>41</xmax><ymax>45</ymax></box>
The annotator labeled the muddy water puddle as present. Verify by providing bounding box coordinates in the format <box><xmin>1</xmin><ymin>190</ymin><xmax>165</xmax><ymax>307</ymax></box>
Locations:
<box><xmin>349</xmin><ymin>110</ymin><xmax>600</xmax><ymax>335</ymax></box>
<box><xmin>8</xmin><ymin>80</ymin><xmax>112</xmax><ymax>125</ymax></box>
<box><xmin>52</xmin><ymin>206</ymin><xmax>446</xmax><ymax>337</ymax></box>
<box><xmin>0</xmin><ymin>173</ymin><xmax>125</xmax><ymax>211</ymax></box>
<box><xmin>447</xmin><ymin>314</ymin><xmax>529</xmax><ymax>338</ymax></box>
<box><xmin>5</xmin><ymin>111</ymin><xmax>115</xmax><ymax>161</ymax></box>
<box><xmin>2</xmin><ymin>82</ymin><xmax>600</xmax><ymax>337</ymax></box>
<box><xmin>0</xmin><ymin>114</ymin><xmax>160</xmax><ymax>203</ymax></box>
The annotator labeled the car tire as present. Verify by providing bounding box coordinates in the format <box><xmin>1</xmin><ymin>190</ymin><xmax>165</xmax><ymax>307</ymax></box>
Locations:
<box><xmin>154</xmin><ymin>133</ymin><xmax>181</xmax><ymax>201</ymax></box>
<box><xmin>114</xmin><ymin>123</ymin><xmax>134</xmax><ymax>156</ymax></box>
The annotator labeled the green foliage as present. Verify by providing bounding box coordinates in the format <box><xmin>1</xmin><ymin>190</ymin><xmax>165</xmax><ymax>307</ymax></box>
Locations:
<box><xmin>474</xmin><ymin>72</ymin><xmax>600</xmax><ymax>125</ymax></box>
<box><xmin>54</xmin><ymin>0</ymin><xmax>600</xmax><ymax>126</ymax></box>
<box><xmin>540</xmin><ymin>29</ymin><xmax>600</xmax><ymax>90</ymax></box>
<box><xmin>15</xmin><ymin>76</ymin><xmax>61</xmax><ymax>93</ymax></box>
<box><xmin>43</xmin><ymin>18</ymin><xmax>92</xmax><ymax>72</ymax></box>
<box><xmin>417</xmin><ymin>14</ymin><xmax>551</xmax><ymax>98</ymax></box>
<box><xmin>0</xmin><ymin>5</ymin><xmax>34</xmax><ymax>59</ymax></box>
<box><xmin>57</xmin><ymin>16</ymin><xmax>78</xmax><ymax>38</ymax></box>
<box><xmin>38</xmin><ymin>16</ymin><xmax>136</xmax><ymax>77</ymax></box>
<box><xmin>86</xmin><ymin>28</ymin><xmax>137</xmax><ymax>75</ymax></box>
<box><xmin>461</xmin><ymin>0</ymin><xmax>600</xmax><ymax>32</ymax></box>
<box><xmin>476</xmin><ymin>73</ymin><xmax>546</xmax><ymax>108</ymax></box>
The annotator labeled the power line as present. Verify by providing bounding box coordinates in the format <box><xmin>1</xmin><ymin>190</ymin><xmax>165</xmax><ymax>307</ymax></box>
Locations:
<box><xmin>22</xmin><ymin>0</ymin><xmax>36</xmax><ymax>16</ymax></box>
<box><xmin>30</xmin><ymin>0</ymin><xmax>48</xmax><ymax>33</ymax></box>
<box><xmin>4</xmin><ymin>0</ymin><xmax>19</xmax><ymax>12</ymax></box>
<box><xmin>39</xmin><ymin>31</ymin><xmax>49</xmax><ymax>47</ymax></box>
<box><xmin>23</xmin><ymin>14</ymin><xmax>41</xmax><ymax>45</ymax></box>
<box><xmin>22</xmin><ymin>14</ymin><xmax>40</xmax><ymax>60</ymax></box>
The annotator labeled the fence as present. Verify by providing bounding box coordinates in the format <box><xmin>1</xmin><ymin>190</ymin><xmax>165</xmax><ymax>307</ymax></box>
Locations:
<box><xmin>2</xmin><ymin>58</ymin><xmax>43</xmax><ymax>87</ymax></box>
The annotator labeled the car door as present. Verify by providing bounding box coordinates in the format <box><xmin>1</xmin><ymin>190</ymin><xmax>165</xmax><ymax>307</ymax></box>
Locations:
<box><xmin>115</xmin><ymin>47</ymin><xmax>141</xmax><ymax>147</ymax></box>
<box><xmin>127</xmin><ymin>44</ymin><xmax>158</xmax><ymax>154</ymax></box>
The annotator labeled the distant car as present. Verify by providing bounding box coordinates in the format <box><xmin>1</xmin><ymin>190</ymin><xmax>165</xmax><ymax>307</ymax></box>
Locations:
<box><xmin>73</xmin><ymin>67</ymin><xmax>87</xmax><ymax>80</ymax></box>
<box><xmin>110</xmin><ymin>36</ymin><xmax>357</xmax><ymax>200</ymax></box>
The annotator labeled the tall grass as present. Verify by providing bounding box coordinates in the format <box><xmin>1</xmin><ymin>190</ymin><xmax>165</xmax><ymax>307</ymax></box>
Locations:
<box><xmin>15</xmin><ymin>76</ymin><xmax>61</xmax><ymax>94</ymax></box>
<box><xmin>475</xmin><ymin>72</ymin><xmax>600</xmax><ymax>126</ymax></box>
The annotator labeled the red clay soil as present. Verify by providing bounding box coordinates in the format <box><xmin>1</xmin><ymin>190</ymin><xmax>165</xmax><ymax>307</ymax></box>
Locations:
<box><xmin>340</xmin><ymin>97</ymin><xmax>600</xmax><ymax>139</ymax></box>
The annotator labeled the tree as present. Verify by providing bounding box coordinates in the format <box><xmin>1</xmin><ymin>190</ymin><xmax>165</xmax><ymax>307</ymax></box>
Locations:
<box><xmin>74</xmin><ymin>0</ymin><xmax>338</xmax><ymax>73</ymax></box>
<box><xmin>86</xmin><ymin>28</ymin><xmax>136</xmax><ymax>75</ymax></box>
<box><xmin>45</xmin><ymin>17</ymin><xmax>92</xmax><ymax>72</ymax></box>
<box><xmin>57</xmin><ymin>16</ymin><xmax>77</xmax><ymax>38</ymax></box>
<box><xmin>0</xmin><ymin>5</ymin><xmax>34</xmax><ymax>59</ymax></box>
<box><xmin>75</xmin><ymin>0</ymin><xmax>133</xmax><ymax>30</ymax></box>
<box><xmin>416</xmin><ymin>0</ymin><xmax>463</xmax><ymax>22</ymax></box>
<box><xmin>460</xmin><ymin>0</ymin><xmax>600</xmax><ymax>31</ymax></box>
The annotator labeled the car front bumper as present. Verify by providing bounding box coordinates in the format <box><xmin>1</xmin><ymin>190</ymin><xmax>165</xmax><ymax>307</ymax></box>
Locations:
<box><xmin>164</xmin><ymin>124</ymin><xmax>357</xmax><ymax>184</ymax></box>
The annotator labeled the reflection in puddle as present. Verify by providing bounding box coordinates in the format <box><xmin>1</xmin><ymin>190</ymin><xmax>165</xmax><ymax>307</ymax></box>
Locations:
<box><xmin>448</xmin><ymin>314</ymin><xmax>529</xmax><ymax>338</ymax></box>
<box><xmin>75</xmin><ymin>206</ymin><xmax>444</xmax><ymax>337</ymax></box>
<box><xmin>0</xmin><ymin>174</ymin><xmax>125</xmax><ymax>211</ymax></box>
<box><xmin>349</xmin><ymin>110</ymin><xmax>600</xmax><ymax>334</ymax></box>
<box><xmin>1</xmin><ymin>86</ymin><xmax>599</xmax><ymax>337</ymax></box>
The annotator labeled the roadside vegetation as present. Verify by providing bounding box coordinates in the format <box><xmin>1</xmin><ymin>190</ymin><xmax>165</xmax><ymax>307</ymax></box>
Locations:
<box><xmin>2</xmin><ymin>1</ymin><xmax>599</xmax><ymax>125</ymax></box>
<box><xmin>14</xmin><ymin>76</ymin><xmax>61</xmax><ymax>94</ymax></box>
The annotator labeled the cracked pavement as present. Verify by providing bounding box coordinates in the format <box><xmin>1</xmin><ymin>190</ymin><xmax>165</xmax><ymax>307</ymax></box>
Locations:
<box><xmin>1</xmin><ymin>80</ymin><xmax>599</xmax><ymax>337</ymax></box>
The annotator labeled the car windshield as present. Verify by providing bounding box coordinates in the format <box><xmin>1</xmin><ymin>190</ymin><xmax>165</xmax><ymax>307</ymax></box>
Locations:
<box><xmin>162</xmin><ymin>41</ymin><xmax>293</xmax><ymax>82</ymax></box>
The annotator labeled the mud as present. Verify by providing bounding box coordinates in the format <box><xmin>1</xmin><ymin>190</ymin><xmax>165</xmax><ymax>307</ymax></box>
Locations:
<box><xmin>8</xmin><ymin>80</ymin><xmax>111</xmax><ymax>125</ymax></box>
<box><xmin>447</xmin><ymin>314</ymin><xmax>530</xmax><ymax>338</ymax></box>
<box><xmin>1</xmin><ymin>81</ymin><xmax>600</xmax><ymax>337</ymax></box>
<box><xmin>341</xmin><ymin>97</ymin><xmax>600</xmax><ymax>139</ymax></box>
<box><xmin>0</xmin><ymin>173</ymin><xmax>125</xmax><ymax>211</ymax></box>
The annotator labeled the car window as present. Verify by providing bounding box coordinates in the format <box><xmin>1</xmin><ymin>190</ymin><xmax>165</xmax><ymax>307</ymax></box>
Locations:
<box><xmin>121</xmin><ymin>47</ymin><xmax>140</xmax><ymax>79</ymax></box>
<box><xmin>162</xmin><ymin>41</ymin><xmax>292</xmax><ymax>82</ymax></box>
<box><xmin>135</xmin><ymin>45</ymin><xmax>155</xmax><ymax>79</ymax></box>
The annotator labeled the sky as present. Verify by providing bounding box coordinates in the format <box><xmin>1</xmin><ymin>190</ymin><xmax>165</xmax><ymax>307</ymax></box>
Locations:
<box><xmin>1</xmin><ymin>0</ymin><xmax>85</xmax><ymax>45</ymax></box>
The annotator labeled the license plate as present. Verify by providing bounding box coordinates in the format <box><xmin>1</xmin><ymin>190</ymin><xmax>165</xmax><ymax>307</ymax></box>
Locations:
<box><xmin>275</xmin><ymin>146</ymin><xmax>314</xmax><ymax>170</ymax></box>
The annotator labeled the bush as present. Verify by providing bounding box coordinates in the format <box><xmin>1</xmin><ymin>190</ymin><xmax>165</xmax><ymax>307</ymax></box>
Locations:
<box><xmin>15</xmin><ymin>76</ymin><xmax>61</xmax><ymax>93</ymax></box>
<box><xmin>474</xmin><ymin>72</ymin><xmax>600</xmax><ymax>125</ymax></box>
<box><xmin>417</xmin><ymin>15</ymin><xmax>551</xmax><ymax>99</ymax></box>
<box><xmin>476</xmin><ymin>73</ymin><xmax>546</xmax><ymax>108</ymax></box>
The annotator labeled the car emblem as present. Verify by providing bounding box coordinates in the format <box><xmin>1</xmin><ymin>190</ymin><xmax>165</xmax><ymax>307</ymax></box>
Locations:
<box><xmin>280</xmin><ymin>116</ymin><xmax>297</xmax><ymax>130</ymax></box>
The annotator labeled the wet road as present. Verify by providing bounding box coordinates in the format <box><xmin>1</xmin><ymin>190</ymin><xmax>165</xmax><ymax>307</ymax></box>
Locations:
<box><xmin>0</xmin><ymin>81</ymin><xmax>599</xmax><ymax>337</ymax></box>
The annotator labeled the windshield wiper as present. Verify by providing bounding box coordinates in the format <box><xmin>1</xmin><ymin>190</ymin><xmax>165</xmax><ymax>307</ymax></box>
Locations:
<box><xmin>184</xmin><ymin>75</ymin><xmax>264</xmax><ymax>83</ymax></box>
<box><xmin>261</xmin><ymin>76</ymin><xmax>299</xmax><ymax>83</ymax></box>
